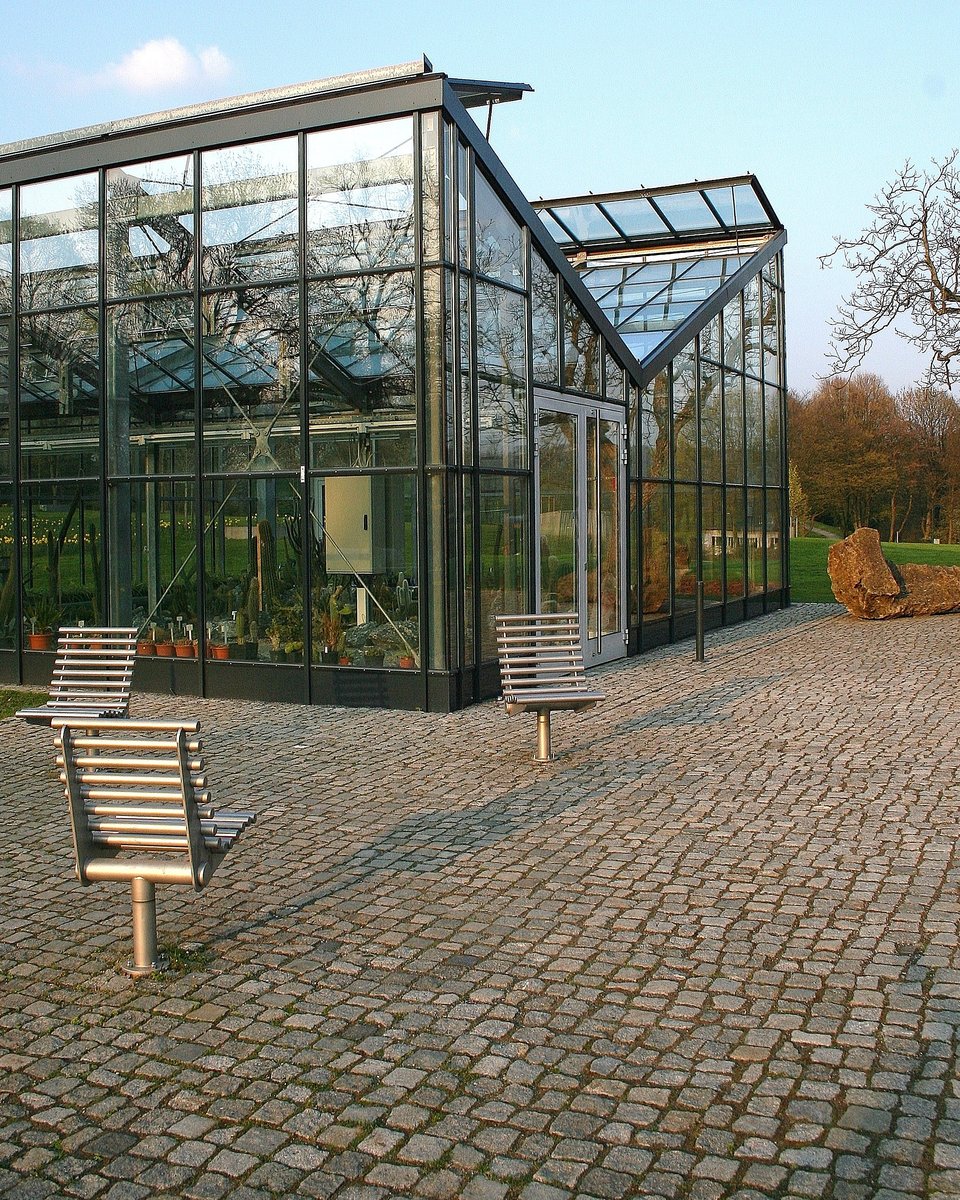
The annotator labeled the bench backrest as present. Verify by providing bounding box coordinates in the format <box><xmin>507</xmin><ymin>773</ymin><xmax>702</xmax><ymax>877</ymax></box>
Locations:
<box><xmin>495</xmin><ymin>612</ymin><xmax>592</xmax><ymax>698</ymax></box>
<box><xmin>55</xmin><ymin>717</ymin><xmax>254</xmax><ymax>891</ymax></box>
<box><xmin>46</xmin><ymin>627</ymin><xmax>138</xmax><ymax>716</ymax></box>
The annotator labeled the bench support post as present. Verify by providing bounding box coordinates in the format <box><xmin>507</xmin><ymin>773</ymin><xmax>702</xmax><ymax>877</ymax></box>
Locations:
<box><xmin>123</xmin><ymin>877</ymin><xmax>168</xmax><ymax>977</ymax></box>
<box><xmin>536</xmin><ymin>712</ymin><xmax>552</xmax><ymax>763</ymax></box>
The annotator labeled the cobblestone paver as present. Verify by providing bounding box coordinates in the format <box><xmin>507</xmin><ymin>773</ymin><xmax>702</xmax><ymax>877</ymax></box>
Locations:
<box><xmin>3</xmin><ymin>603</ymin><xmax>960</xmax><ymax>1198</ymax></box>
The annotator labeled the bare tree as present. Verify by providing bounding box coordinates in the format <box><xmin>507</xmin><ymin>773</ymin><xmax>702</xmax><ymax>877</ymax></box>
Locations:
<box><xmin>821</xmin><ymin>150</ymin><xmax>960</xmax><ymax>388</ymax></box>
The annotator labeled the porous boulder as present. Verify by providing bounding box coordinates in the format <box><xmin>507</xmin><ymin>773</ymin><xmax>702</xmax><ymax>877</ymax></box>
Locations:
<box><xmin>827</xmin><ymin>527</ymin><xmax>960</xmax><ymax>618</ymax></box>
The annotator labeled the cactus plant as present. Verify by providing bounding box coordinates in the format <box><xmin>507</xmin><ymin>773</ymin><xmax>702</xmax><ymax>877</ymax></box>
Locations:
<box><xmin>256</xmin><ymin>520</ymin><xmax>280</xmax><ymax>612</ymax></box>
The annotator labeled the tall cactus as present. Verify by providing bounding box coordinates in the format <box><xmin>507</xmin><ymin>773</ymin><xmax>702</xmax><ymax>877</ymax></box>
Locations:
<box><xmin>256</xmin><ymin>520</ymin><xmax>280</xmax><ymax>612</ymax></box>
<box><xmin>88</xmin><ymin>523</ymin><xmax>102</xmax><ymax>621</ymax></box>
<box><xmin>246</xmin><ymin>575</ymin><xmax>260</xmax><ymax>630</ymax></box>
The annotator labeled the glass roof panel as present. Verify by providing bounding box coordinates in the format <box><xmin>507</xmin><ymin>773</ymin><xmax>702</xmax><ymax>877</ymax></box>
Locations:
<box><xmin>574</xmin><ymin>246</ymin><xmax>771</xmax><ymax>363</ymax></box>
<box><xmin>537</xmin><ymin>210</ymin><xmax>575</xmax><ymax>243</ymax></box>
<box><xmin>703</xmin><ymin>184</ymin><xmax>768</xmax><ymax>227</ymax></box>
<box><xmin>651</xmin><ymin>190</ymin><xmax>720</xmax><ymax>232</ymax></box>
<box><xmin>546</xmin><ymin>203</ymin><xmax>620</xmax><ymax>243</ymax></box>
<box><xmin>598</xmin><ymin>197</ymin><xmax>669</xmax><ymax>238</ymax></box>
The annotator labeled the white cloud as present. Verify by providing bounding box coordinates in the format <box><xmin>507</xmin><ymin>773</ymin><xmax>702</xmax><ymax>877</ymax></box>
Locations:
<box><xmin>94</xmin><ymin>38</ymin><xmax>233</xmax><ymax>94</ymax></box>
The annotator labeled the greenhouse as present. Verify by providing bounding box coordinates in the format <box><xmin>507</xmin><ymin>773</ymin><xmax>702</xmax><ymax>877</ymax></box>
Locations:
<box><xmin>0</xmin><ymin>57</ymin><xmax>787</xmax><ymax>711</ymax></box>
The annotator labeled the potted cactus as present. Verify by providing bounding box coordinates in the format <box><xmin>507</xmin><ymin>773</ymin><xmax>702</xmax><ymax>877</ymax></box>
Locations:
<box><xmin>24</xmin><ymin>596</ymin><xmax>61</xmax><ymax>651</ymax></box>
<box><xmin>317</xmin><ymin>591</ymin><xmax>343</xmax><ymax>665</ymax></box>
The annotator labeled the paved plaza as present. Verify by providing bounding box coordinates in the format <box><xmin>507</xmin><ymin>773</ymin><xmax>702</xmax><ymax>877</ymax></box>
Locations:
<box><xmin>3</xmin><ymin>603</ymin><xmax>960</xmax><ymax>1200</ymax></box>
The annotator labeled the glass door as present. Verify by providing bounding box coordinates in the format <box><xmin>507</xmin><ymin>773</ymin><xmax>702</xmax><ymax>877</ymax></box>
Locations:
<box><xmin>535</xmin><ymin>392</ymin><xmax>625</xmax><ymax>666</ymax></box>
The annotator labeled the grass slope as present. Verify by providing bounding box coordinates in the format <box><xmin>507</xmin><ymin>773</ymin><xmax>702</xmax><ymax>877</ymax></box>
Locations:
<box><xmin>789</xmin><ymin>537</ymin><xmax>960</xmax><ymax>603</ymax></box>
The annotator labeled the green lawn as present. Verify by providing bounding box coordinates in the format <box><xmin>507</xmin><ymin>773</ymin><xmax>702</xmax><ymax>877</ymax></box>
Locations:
<box><xmin>0</xmin><ymin>687</ymin><xmax>47</xmax><ymax>718</ymax></box>
<box><xmin>789</xmin><ymin>537</ymin><xmax>960</xmax><ymax>603</ymax></box>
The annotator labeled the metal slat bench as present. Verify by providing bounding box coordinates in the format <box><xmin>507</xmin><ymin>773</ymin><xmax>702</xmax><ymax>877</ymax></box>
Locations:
<box><xmin>495</xmin><ymin>612</ymin><xmax>605</xmax><ymax>762</ymax></box>
<box><xmin>17</xmin><ymin>626</ymin><xmax>138</xmax><ymax>725</ymax></box>
<box><xmin>54</xmin><ymin>716</ymin><xmax>256</xmax><ymax>976</ymax></box>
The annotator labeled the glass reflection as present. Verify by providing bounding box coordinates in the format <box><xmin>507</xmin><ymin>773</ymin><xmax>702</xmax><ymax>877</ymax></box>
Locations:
<box><xmin>478</xmin><ymin>474</ymin><xmax>527</xmax><ymax>659</ymax></box>
<box><xmin>201</xmin><ymin>286</ymin><xmax>300</xmax><ymax>473</ymax></box>
<box><xmin>474</xmin><ymin>170</ymin><xmax>524</xmax><ymax>284</ymax></box>
<box><xmin>20</xmin><ymin>174</ymin><xmax>99</xmax><ymax>309</ymax></box>
<box><xmin>762</xmin><ymin>278</ymin><xmax>780</xmax><ymax>386</ymax></box>
<box><xmin>202</xmin><ymin>137</ymin><xmax>298</xmax><ymax>285</ymax></box>
<box><xmin>563</xmin><ymin>293</ymin><xmax>601</xmax><ymax>395</ymax></box>
<box><xmin>309</xmin><ymin>472</ymin><xmax>418</xmax><ymax>667</ymax></box>
<box><xmin>538</xmin><ymin>409</ymin><xmax>577</xmax><ymax>614</ymax></box>
<box><xmin>673</xmin><ymin>483</ymin><xmax>697</xmax><ymax>613</ymax></box>
<box><xmin>0</xmin><ymin>189</ymin><xmax>11</xmax><ymax>316</ymax></box>
<box><xmin>307</xmin><ymin>272</ymin><xmax>416</xmax><ymax>469</ymax></box>
<box><xmin>20</xmin><ymin>308</ymin><xmax>99</xmax><ymax>479</ymax></box>
<box><xmin>0</xmin><ymin>320</ymin><xmax>9</xmax><ymax>479</ymax></box>
<box><xmin>21</xmin><ymin>480</ymin><xmax>101</xmax><ymax>643</ymax></box>
<box><xmin>701</xmin><ymin>485</ymin><xmax>724</xmax><ymax>607</ymax></box>
<box><xmin>0</xmin><ymin>485</ymin><xmax>13</xmax><ymax>647</ymax></box>
<box><xmin>531</xmin><ymin>251</ymin><xmax>559</xmax><ymax>386</ymax></box>
<box><xmin>700</xmin><ymin>359</ymin><xmax>722</xmax><ymax>483</ymax></box>
<box><xmin>423</xmin><ymin>268</ymin><xmax>450</xmax><ymax>466</ymax></box>
<box><xmin>724</xmin><ymin>370</ymin><xmax>744</xmax><ymax>484</ymax></box>
<box><xmin>745</xmin><ymin>376</ymin><xmax>764</xmax><ymax>484</ymax></box>
<box><xmin>743</xmin><ymin>274</ymin><xmax>761</xmax><ymax>378</ymax></box>
<box><xmin>107</xmin><ymin>298</ymin><xmax>195</xmax><ymax>476</ymax></box>
<box><xmin>420</xmin><ymin>112</ymin><xmax>441</xmax><ymax>264</ymax></box>
<box><xmin>307</xmin><ymin>117</ymin><xmax>414</xmax><ymax>276</ymax></box>
<box><xmin>202</xmin><ymin>476</ymin><xmax>302</xmax><ymax>662</ymax></box>
<box><xmin>723</xmin><ymin>294</ymin><xmax>743</xmax><ymax>371</ymax></box>
<box><xmin>747</xmin><ymin>488</ymin><xmax>765</xmax><ymax>596</ymax></box>
<box><xmin>106</xmin><ymin>154</ymin><xmax>193</xmax><ymax>297</ymax></box>
<box><xmin>765</xmin><ymin>385</ymin><xmax>782</xmax><ymax>485</ymax></box>
<box><xmin>115</xmin><ymin>479</ymin><xmax>197</xmax><ymax>649</ymax></box>
<box><xmin>641</xmin><ymin>370</ymin><xmax>669</xmax><ymax>478</ymax></box>
<box><xmin>766</xmin><ymin>490</ymin><xmax>782</xmax><ymax>591</ymax></box>
<box><xmin>725</xmin><ymin>488</ymin><xmax>745</xmax><ymax>601</ymax></box>
<box><xmin>672</xmin><ymin>347</ymin><xmax>696</xmax><ymax>482</ymax></box>
<box><xmin>642</xmin><ymin>481</ymin><xmax>670</xmax><ymax>619</ymax></box>
<box><xmin>604</xmin><ymin>354</ymin><xmax>623</xmax><ymax>402</ymax></box>
<box><xmin>476</xmin><ymin>282</ymin><xmax>527</xmax><ymax>470</ymax></box>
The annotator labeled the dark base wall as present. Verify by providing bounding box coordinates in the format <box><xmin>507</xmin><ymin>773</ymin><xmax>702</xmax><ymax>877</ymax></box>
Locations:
<box><xmin>0</xmin><ymin>590</ymin><xmax>790</xmax><ymax>713</ymax></box>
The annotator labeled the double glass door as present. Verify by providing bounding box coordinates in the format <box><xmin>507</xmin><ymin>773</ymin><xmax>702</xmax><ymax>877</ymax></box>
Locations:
<box><xmin>535</xmin><ymin>392</ymin><xmax>626</xmax><ymax>666</ymax></box>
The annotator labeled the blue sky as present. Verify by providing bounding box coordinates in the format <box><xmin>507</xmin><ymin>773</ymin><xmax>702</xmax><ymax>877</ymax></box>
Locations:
<box><xmin>1</xmin><ymin>0</ymin><xmax>955</xmax><ymax>394</ymax></box>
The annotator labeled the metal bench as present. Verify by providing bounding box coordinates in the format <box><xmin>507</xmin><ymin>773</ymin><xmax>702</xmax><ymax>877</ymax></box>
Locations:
<box><xmin>17</xmin><ymin>626</ymin><xmax>138</xmax><ymax>724</ymax></box>
<box><xmin>495</xmin><ymin>612</ymin><xmax>604</xmax><ymax>762</ymax></box>
<box><xmin>54</xmin><ymin>716</ymin><xmax>256</xmax><ymax>976</ymax></box>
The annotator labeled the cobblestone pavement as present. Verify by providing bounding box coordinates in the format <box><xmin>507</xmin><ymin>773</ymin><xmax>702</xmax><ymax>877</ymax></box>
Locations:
<box><xmin>3</xmin><ymin>603</ymin><xmax>960</xmax><ymax>1200</ymax></box>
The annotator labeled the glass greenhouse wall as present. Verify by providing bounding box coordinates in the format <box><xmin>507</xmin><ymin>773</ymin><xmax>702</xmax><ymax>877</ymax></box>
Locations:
<box><xmin>0</xmin><ymin>60</ymin><xmax>787</xmax><ymax>710</ymax></box>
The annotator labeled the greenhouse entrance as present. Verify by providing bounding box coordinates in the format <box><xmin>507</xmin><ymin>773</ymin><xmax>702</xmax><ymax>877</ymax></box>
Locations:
<box><xmin>535</xmin><ymin>392</ymin><xmax>626</xmax><ymax>666</ymax></box>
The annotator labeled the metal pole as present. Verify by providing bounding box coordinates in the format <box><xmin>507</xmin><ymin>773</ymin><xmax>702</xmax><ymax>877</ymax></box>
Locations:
<box><xmin>536</xmin><ymin>711</ymin><xmax>552</xmax><ymax>762</ymax></box>
<box><xmin>695</xmin><ymin>579</ymin><xmax>705</xmax><ymax>663</ymax></box>
<box><xmin>122</xmin><ymin>876</ymin><xmax>166</xmax><ymax>977</ymax></box>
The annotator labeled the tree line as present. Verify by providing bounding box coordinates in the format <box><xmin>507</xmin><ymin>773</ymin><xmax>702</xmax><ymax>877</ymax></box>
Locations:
<box><xmin>789</xmin><ymin>374</ymin><xmax>960</xmax><ymax>542</ymax></box>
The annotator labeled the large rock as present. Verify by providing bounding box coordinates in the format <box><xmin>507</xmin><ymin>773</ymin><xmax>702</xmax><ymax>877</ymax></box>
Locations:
<box><xmin>827</xmin><ymin>527</ymin><xmax>960</xmax><ymax>618</ymax></box>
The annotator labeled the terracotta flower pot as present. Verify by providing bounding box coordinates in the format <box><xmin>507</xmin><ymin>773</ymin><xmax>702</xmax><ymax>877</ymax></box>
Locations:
<box><xmin>174</xmin><ymin>641</ymin><xmax>196</xmax><ymax>658</ymax></box>
<box><xmin>398</xmin><ymin>655</ymin><xmax>416</xmax><ymax>669</ymax></box>
<box><xmin>137</xmin><ymin>641</ymin><xmax>155</xmax><ymax>656</ymax></box>
<box><xmin>210</xmin><ymin>644</ymin><xmax>229</xmax><ymax>660</ymax></box>
<box><xmin>27</xmin><ymin>632</ymin><xmax>53</xmax><ymax>651</ymax></box>
<box><xmin>155</xmin><ymin>642</ymin><xmax>175</xmax><ymax>657</ymax></box>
